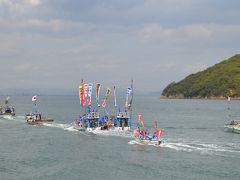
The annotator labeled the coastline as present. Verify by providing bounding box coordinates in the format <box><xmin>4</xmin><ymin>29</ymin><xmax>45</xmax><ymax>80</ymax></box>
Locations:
<box><xmin>160</xmin><ymin>95</ymin><xmax>240</xmax><ymax>100</ymax></box>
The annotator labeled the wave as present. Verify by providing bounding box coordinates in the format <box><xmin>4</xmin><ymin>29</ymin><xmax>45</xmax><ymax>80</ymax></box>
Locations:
<box><xmin>0</xmin><ymin>115</ymin><xmax>25</xmax><ymax>121</ymax></box>
<box><xmin>163</xmin><ymin>142</ymin><xmax>240</xmax><ymax>154</ymax></box>
<box><xmin>128</xmin><ymin>139</ymin><xmax>240</xmax><ymax>154</ymax></box>
<box><xmin>42</xmin><ymin>123</ymin><xmax>92</xmax><ymax>136</ymax></box>
<box><xmin>165</xmin><ymin>126</ymin><xmax>208</xmax><ymax>130</ymax></box>
<box><xmin>92</xmin><ymin>130</ymin><xmax>133</xmax><ymax>138</ymax></box>
<box><xmin>42</xmin><ymin>123</ymin><xmax>78</xmax><ymax>132</ymax></box>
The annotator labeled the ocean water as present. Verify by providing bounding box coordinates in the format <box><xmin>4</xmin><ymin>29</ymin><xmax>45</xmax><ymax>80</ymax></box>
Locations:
<box><xmin>1</xmin><ymin>95</ymin><xmax>240</xmax><ymax>180</ymax></box>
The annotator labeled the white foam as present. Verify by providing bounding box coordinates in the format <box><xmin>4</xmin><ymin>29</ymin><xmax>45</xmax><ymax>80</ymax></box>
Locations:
<box><xmin>92</xmin><ymin>129</ymin><xmax>133</xmax><ymax>138</ymax></box>
<box><xmin>0</xmin><ymin>115</ymin><xmax>25</xmax><ymax>122</ymax></box>
<box><xmin>128</xmin><ymin>139</ymin><xmax>240</xmax><ymax>154</ymax></box>
<box><xmin>128</xmin><ymin>140</ymin><xmax>144</xmax><ymax>145</ymax></box>
<box><xmin>162</xmin><ymin>143</ymin><xmax>193</xmax><ymax>152</ymax></box>
<box><xmin>42</xmin><ymin>123</ymin><xmax>78</xmax><ymax>132</ymax></box>
<box><xmin>162</xmin><ymin>142</ymin><xmax>240</xmax><ymax>153</ymax></box>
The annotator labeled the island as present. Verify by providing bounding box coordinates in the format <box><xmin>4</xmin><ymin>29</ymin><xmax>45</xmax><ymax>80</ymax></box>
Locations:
<box><xmin>161</xmin><ymin>54</ymin><xmax>240</xmax><ymax>99</ymax></box>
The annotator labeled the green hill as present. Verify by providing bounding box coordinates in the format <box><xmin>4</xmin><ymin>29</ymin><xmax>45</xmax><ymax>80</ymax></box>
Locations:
<box><xmin>162</xmin><ymin>54</ymin><xmax>240</xmax><ymax>99</ymax></box>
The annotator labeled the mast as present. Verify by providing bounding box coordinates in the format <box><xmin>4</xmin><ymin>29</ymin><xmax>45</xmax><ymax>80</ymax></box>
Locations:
<box><xmin>113</xmin><ymin>85</ymin><xmax>117</xmax><ymax>114</ymax></box>
<box><xmin>79</xmin><ymin>79</ymin><xmax>85</xmax><ymax>115</ymax></box>
<box><xmin>227</xmin><ymin>96</ymin><xmax>232</xmax><ymax>121</ymax></box>
<box><xmin>32</xmin><ymin>95</ymin><xmax>37</xmax><ymax>113</ymax></box>
<box><xmin>129</xmin><ymin>79</ymin><xmax>133</xmax><ymax>129</ymax></box>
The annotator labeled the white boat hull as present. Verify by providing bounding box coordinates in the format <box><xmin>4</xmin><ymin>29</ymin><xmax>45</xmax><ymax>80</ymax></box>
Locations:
<box><xmin>224</xmin><ymin>125</ymin><xmax>240</xmax><ymax>134</ymax></box>
<box><xmin>135</xmin><ymin>138</ymin><xmax>162</xmax><ymax>146</ymax></box>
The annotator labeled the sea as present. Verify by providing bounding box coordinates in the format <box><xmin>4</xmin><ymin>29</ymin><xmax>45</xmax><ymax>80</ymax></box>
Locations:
<box><xmin>0</xmin><ymin>95</ymin><xmax>240</xmax><ymax>180</ymax></box>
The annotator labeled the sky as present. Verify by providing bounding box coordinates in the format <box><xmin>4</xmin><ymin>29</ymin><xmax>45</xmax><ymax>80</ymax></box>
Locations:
<box><xmin>0</xmin><ymin>0</ymin><xmax>240</xmax><ymax>92</ymax></box>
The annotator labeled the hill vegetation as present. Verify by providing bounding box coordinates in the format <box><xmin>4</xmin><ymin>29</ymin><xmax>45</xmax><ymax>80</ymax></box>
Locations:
<box><xmin>162</xmin><ymin>54</ymin><xmax>240</xmax><ymax>99</ymax></box>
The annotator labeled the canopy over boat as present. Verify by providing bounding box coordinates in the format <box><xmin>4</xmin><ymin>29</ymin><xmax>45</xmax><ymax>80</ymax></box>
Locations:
<box><xmin>0</xmin><ymin>96</ymin><xmax>15</xmax><ymax>117</ymax></box>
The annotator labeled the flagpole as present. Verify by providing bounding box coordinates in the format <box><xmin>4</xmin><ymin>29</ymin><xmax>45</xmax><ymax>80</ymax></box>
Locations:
<box><xmin>113</xmin><ymin>85</ymin><xmax>117</xmax><ymax>115</ymax></box>
<box><xmin>129</xmin><ymin>79</ymin><xmax>133</xmax><ymax>129</ymax></box>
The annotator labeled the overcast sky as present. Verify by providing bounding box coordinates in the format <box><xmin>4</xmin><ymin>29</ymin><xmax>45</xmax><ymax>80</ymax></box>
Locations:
<box><xmin>0</xmin><ymin>0</ymin><xmax>239</xmax><ymax>92</ymax></box>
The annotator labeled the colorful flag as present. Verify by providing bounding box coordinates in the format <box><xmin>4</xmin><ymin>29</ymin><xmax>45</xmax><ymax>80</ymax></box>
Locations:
<box><xmin>87</xmin><ymin>83</ymin><xmax>93</xmax><ymax>105</ymax></box>
<box><xmin>125</xmin><ymin>87</ymin><xmax>129</xmax><ymax>107</ymax></box>
<box><xmin>79</xmin><ymin>85</ymin><xmax>83</xmax><ymax>106</ymax></box>
<box><xmin>102</xmin><ymin>99</ymin><xmax>107</xmax><ymax>108</ymax></box>
<box><xmin>83</xmin><ymin>83</ymin><xmax>88</xmax><ymax>104</ymax></box>
<box><xmin>127</xmin><ymin>86</ymin><xmax>132</xmax><ymax>95</ymax></box>
<box><xmin>84</xmin><ymin>84</ymin><xmax>88</xmax><ymax>98</ymax></box>
<box><xmin>81</xmin><ymin>80</ymin><xmax>86</xmax><ymax>107</ymax></box>
<box><xmin>96</xmin><ymin>83</ymin><xmax>101</xmax><ymax>106</ymax></box>
<box><xmin>32</xmin><ymin>95</ymin><xmax>37</xmax><ymax>102</ymax></box>
<box><xmin>102</xmin><ymin>88</ymin><xmax>111</xmax><ymax>108</ymax></box>
<box><xmin>157</xmin><ymin>129</ymin><xmax>163</xmax><ymax>139</ymax></box>
<box><xmin>113</xmin><ymin>86</ymin><xmax>117</xmax><ymax>107</ymax></box>
<box><xmin>137</xmin><ymin>113</ymin><xmax>141</xmax><ymax>122</ymax></box>
<box><xmin>106</xmin><ymin>88</ymin><xmax>111</xmax><ymax>97</ymax></box>
<box><xmin>128</xmin><ymin>79</ymin><xmax>133</xmax><ymax>107</ymax></box>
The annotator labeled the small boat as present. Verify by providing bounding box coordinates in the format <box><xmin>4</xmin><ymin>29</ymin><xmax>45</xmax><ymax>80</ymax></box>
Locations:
<box><xmin>116</xmin><ymin>110</ymin><xmax>131</xmax><ymax>131</ymax></box>
<box><xmin>132</xmin><ymin>128</ymin><xmax>163</xmax><ymax>146</ymax></box>
<box><xmin>73</xmin><ymin>110</ymin><xmax>100</xmax><ymax>131</ymax></box>
<box><xmin>132</xmin><ymin>116</ymin><xmax>163</xmax><ymax>146</ymax></box>
<box><xmin>26</xmin><ymin>112</ymin><xmax>54</xmax><ymax>125</ymax></box>
<box><xmin>224</xmin><ymin>97</ymin><xmax>240</xmax><ymax>133</ymax></box>
<box><xmin>74</xmin><ymin>80</ymin><xmax>133</xmax><ymax>134</ymax></box>
<box><xmin>224</xmin><ymin>120</ymin><xmax>240</xmax><ymax>134</ymax></box>
<box><xmin>26</xmin><ymin>95</ymin><xmax>53</xmax><ymax>125</ymax></box>
<box><xmin>0</xmin><ymin>97</ymin><xmax>15</xmax><ymax>119</ymax></box>
<box><xmin>134</xmin><ymin>138</ymin><xmax>163</xmax><ymax>146</ymax></box>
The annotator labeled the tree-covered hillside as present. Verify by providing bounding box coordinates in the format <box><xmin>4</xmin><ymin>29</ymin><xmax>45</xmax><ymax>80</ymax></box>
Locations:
<box><xmin>162</xmin><ymin>54</ymin><xmax>240</xmax><ymax>98</ymax></box>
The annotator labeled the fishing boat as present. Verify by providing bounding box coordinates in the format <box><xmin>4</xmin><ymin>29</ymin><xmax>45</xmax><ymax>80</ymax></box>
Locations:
<box><xmin>0</xmin><ymin>97</ymin><xmax>15</xmax><ymax>119</ymax></box>
<box><xmin>224</xmin><ymin>96</ymin><xmax>240</xmax><ymax>133</ymax></box>
<box><xmin>25</xmin><ymin>96</ymin><xmax>53</xmax><ymax>125</ymax></box>
<box><xmin>73</xmin><ymin>108</ymin><xmax>100</xmax><ymax>131</ymax></box>
<box><xmin>111</xmin><ymin>108</ymin><xmax>131</xmax><ymax>131</ymax></box>
<box><xmin>97</xmin><ymin>81</ymin><xmax>133</xmax><ymax>133</ymax></box>
<box><xmin>134</xmin><ymin>138</ymin><xmax>163</xmax><ymax>146</ymax></box>
<box><xmin>132</xmin><ymin>115</ymin><xmax>163</xmax><ymax>146</ymax></box>
<box><xmin>224</xmin><ymin>120</ymin><xmax>240</xmax><ymax>134</ymax></box>
<box><xmin>74</xmin><ymin>80</ymin><xmax>133</xmax><ymax>134</ymax></box>
<box><xmin>25</xmin><ymin>112</ymin><xmax>54</xmax><ymax>125</ymax></box>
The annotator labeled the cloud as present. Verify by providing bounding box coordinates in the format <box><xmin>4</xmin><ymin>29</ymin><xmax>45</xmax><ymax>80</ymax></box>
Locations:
<box><xmin>0</xmin><ymin>0</ymin><xmax>40</xmax><ymax>7</ymax></box>
<box><xmin>26</xmin><ymin>0</ymin><xmax>40</xmax><ymax>6</ymax></box>
<box><xmin>63</xmin><ymin>44</ymin><xmax>97</xmax><ymax>56</ymax></box>
<box><xmin>138</xmin><ymin>23</ymin><xmax>212</xmax><ymax>42</ymax></box>
<box><xmin>14</xmin><ymin>63</ymin><xmax>32</xmax><ymax>72</ymax></box>
<box><xmin>0</xmin><ymin>0</ymin><xmax>41</xmax><ymax>16</ymax></box>
<box><xmin>0</xmin><ymin>0</ymin><xmax>240</xmax><ymax>91</ymax></box>
<box><xmin>22</xmin><ymin>19</ymin><xmax>73</xmax><ymax>32</ymax></box>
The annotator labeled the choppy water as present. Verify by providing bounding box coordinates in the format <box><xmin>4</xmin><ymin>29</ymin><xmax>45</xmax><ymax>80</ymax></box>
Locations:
<box><xmin>1</xmin><ymin>95</ymin><xmax>240</xmax><ymax>180</ymax></box>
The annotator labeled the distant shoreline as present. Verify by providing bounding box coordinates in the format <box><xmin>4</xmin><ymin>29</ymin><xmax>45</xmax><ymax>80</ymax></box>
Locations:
<box><xmin>160</xmin><ymin>95</ymin><xmax>240</xmax><ymax>100</ymax></box>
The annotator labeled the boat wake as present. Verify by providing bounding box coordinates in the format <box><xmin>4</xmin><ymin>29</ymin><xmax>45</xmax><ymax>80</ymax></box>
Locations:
<box><xmin>92</xmin><ymin>130</ymin><xmax>133</xmax><ymax>138</ymax></box>
<box><xmin>42</xmin><ymin>123</ymin><xmax>78</xmax><ymax>132</ymax></box>
<box><xmin>128</xmin><ymin>140</ymin><xmax>159</xmax><ymax>146</ymax></box>
<box><xmin>0</xmin><ymin>115</ymin><xmax>25</xmax><ymax>121</ymax></box>
<box><xmin>41</xmin><ymin>123</ymin><xmax>92</xmax><ymax>136</ymax></box>
<box><xmin>128</xmin><ymin>140</ymin><xmax>240</xmax><ymax>154</ymax></box>
<box><xmin>163</xmin><ymin>142</ymin><xmax>240</xmax><ymax>154</ymax></box>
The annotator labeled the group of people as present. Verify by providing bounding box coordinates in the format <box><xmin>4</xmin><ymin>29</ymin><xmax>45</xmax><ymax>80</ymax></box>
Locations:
<box><xmin>132</xmin><ymin>114</ymin><xmax>163</xmax><ymax>145</ymax></box>
<box><xmin>0</xmin><ymin>106</ymin><xmax>15</xmax><ymax>115</ymax></box>
<box><xmin>133</xmin><ymin>127</ymin><xmax>162</xmax><ymax>140</ymax></box>
<box><xmin>74</xmin><ymin>107</ymin><xmax>131</xmax><ymax>131</ymax></box>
